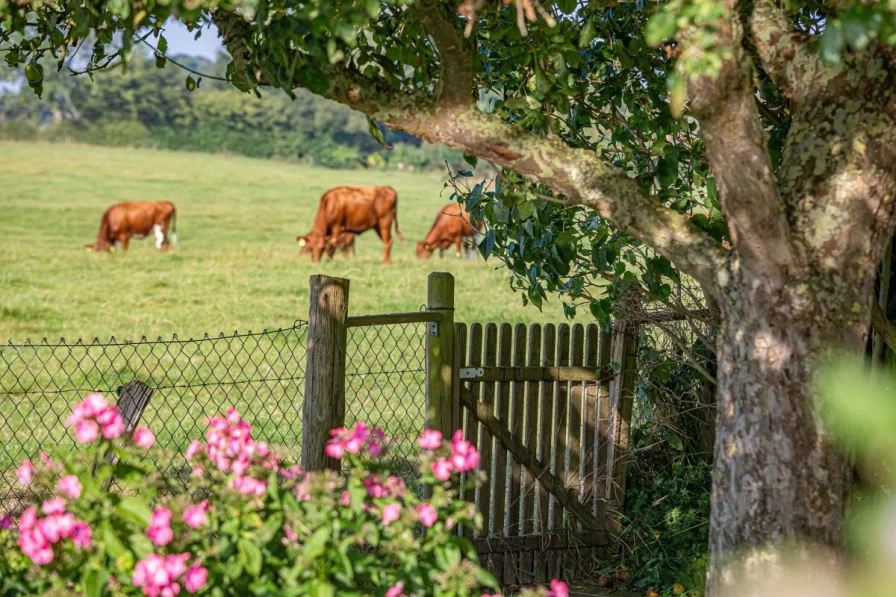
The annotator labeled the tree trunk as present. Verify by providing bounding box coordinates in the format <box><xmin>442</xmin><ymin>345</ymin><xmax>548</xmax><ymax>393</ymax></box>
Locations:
<box><xmin>708</xmin><ymin>278</ymin><xmax>860</xmax><ymax>595</ymax></box>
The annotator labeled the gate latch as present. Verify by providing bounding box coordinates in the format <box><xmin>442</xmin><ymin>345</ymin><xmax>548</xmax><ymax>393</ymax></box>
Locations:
<box><xmin>459</xmin><ymin>367</ymin><xmax>484</xmax><ymax>379</ymax></box>
<box><xmin>429</xmin><ymin>322</ymin><xmax>439</xmax><ymax>337</ymax></box>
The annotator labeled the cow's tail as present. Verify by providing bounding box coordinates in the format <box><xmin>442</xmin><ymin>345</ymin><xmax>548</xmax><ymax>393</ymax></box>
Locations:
<box><xmin>393</xmin><ymin>192</ymin><xmax>406</xmax><ymax>246</ymax></box>
<box><xmin>170</xmin><ymin>208</ymin><xmax>178</xmax><ymax>246</ymax></box>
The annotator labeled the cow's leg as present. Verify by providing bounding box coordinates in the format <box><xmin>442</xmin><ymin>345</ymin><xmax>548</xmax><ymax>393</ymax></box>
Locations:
<box><xmin>455</xmin><ymin>236</ymin><xmax>462</xmax><ymax>258</ymax></box>
<box><xmin>152</xmin><ymin>224</ymin><xmax>165</xmax><ymax>250</ymax></box>
<box><xmin>378</xmin><ymin>222</ymin><xmax>393</xmax><ymax>265</ymax></box>
<box><xmin>118</xmin><ymin>236</ymin><xmax>129</xmax><ymax>252</ymax></box>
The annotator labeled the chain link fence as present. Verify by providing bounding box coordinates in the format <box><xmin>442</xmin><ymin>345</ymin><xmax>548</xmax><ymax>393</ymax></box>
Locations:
<box><xmin>345</xmin><ymin>322</ymin><xmax>427</xmax><ymax>489</ymax></box>
<box><xmin>0</xmin><ymin>322</ymin><xmax>308</xmax><ymax>514</ymax></box>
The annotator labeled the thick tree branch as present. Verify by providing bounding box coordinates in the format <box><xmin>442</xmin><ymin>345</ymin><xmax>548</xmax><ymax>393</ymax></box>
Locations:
<box><xmin>748</xmin><ymin>0</ymin><xmax>831</xmax><ymax>100</ymax></box>
<box><xmin>414</xmin><ymin>0</ymin><xmax>475</xmax><ymax>106</ymax></box>
<box><xmin>682</xmin><ymin>0</ymin><xmax>797</xmax><ymax>283</ymax></box>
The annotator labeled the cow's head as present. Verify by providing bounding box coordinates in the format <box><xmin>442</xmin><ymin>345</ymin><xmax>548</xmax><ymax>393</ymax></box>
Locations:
<box><xmin>296</xmin><ymin>233</ymin><xmax>327</xmax><ymax>262</ymax></box>
<box><xmin>416</xmin><ymin>241</ymin><xmax>434</xmax><ymax>260</ymax></box>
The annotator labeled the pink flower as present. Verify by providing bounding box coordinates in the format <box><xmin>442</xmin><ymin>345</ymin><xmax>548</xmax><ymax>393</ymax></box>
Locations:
<box><xmin>75</xmin><ymin>419</ymin><xmax>100</xmax><ymax>444</ymax></box>
<box><xmin>450</xmin><ymin>430</ymin><xmax>480</xmax><ymax>472</ymax></box>
<box><xmin>340</xmin><ymin>491</ymin><xmax>351</xmax><ymax>507</ymax></box>
<box><xmin>416</xmin><ymin>503</ymin><xmax>438</xmax><ymax>527</ymax></box>
<box><xmin>386</xmin><ymin>581</ymin><xmax>407</xmax><ymax>597</ymax></box>
<box><xmin>367</xmin><ymin>428</ymin><xmax>387</xmax><ymax>457</ymax></box>
<box><xmin>39</xmin><ymin>450</ymin><xmax>51</xmax><ymax>465</ymax></box>
<box><xmin>58</xmin><ymin>475</ymin><xmax>82</xmax><ymax>499</ymax></box>
<box><xmin>344</xmin><ymin>423</ymin><xmax>369</xmax><ymax>454</ymax></box>
<box><xmin>418</xmin><ymin>429</ymin><xmax>443</xmax><ymax>450</ymax></box>
<box><xmin>18</xmin><ymin>527</ymin><xmax>53</xmax><ymax>564</ymax></box>
<box><xmin>16</xmin><ymin>460</ymin><xmax>33</xmax><ymax>486</ymax></box>
<box><xmin>226</xmin><ymin>408</ymin><xmax>241</xmax><ymax>424</ymax></box>
<box><xmin>184</xmin><ymin>561</ymin><xmax>208</xmax><ymax>593</ymax></box>
<box><xmin>71</xmin><ymin>520</ymin><xmax>92</xmax><ymax>547</ymax></box>
<box><xmin>548</xmin><ymin>580</ymin><xmax>569</xmax><ymax>597</ymax></box>
<box><xmin>185</xmin><ymin>440</ymin><xmax>203</xmax><ymax>460</ymax></box>
<box><xmin>38</xmin><ymin>513</ymin><xmax>75</xmax><ymax>543</ymax></box>
<box><xmin>134</xmin><ymin>427</ymin><xmax>156</xmax><ymax>449</ymax></box>
<box><xmin>147</xmin><ymin>508</ymin><xmax>174</xmax><ymax>546</ymax></box>
<box><xmin>183</xmin><ymin>501</ymin><xmax>209</xmax><ymax>529</ymax></box>
<box><xmin>382</xmin><ymin>502</ymin><xmax>401</xmax><ymax>526</ymax></box>
<box><xmin>42</xmin><ymin>497</ymin><xmax>66</xmax><ymax>515</ymax></box>
<box><xmin>431</xmin><ymin>458</ymin><xmax>452</xmax><ymax>481</ymax></box>
<box><xmin>325</xmin><ymin>441</ymin><xmax>344</xmax><ymax>459</ymax></box>
<box><xmin>0</xmin><ymin>514</ymin><xmax>12</xmax><ymax>530</ymax></box>
<box><xmin>19</xmin><ymin>506</ymin><xmax>37</xmax><ymax>531</ymax></box>
<box><xmin>164</xmin><ymin>553</ymin><xmax>191</xmax><ymax>578</ymax></box>
<box><xmin>192</xmin><ymin>466</ymin><xmax>205</xmax><ymax>477</ymax></box>
<box><xmin>101</xmin><ymin>410</ymin><xmax>125</xmax><ymax>439</ymax></box>
<box><xmin>83</xmin><ymin>393</ymin><xmax>109</xmax><ymax>417</ymax></box>
<box><xmin>133</xmin><ymin>554</ymin><xmax>172</xmax><ymax>595</ymax></box>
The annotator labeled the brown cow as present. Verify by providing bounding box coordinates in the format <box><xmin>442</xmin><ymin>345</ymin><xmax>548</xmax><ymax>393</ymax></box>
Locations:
<box><xmin>85</xmin><ymin>201</ymin><xmax>177</xmax><ymax>253</ymax></box>
<box><xmin>296</xmin><ymin>186</ymin><xmax>404</xmax><ymax>264</ymax></box>
<box><xmin>416</xmin><ymin>203</ymin><xmax>483</xmax><ymax>260</ymax></box>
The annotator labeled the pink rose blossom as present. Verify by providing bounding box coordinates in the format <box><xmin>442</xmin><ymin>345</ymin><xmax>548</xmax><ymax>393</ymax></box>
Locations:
<box><xmin>133</xmin><ymin>554</ymin><xmax>172</xmax><ymax>596</ymax></box>
<box><xmin>431</xmin><ymin>457</ymin><xmax>452</xmax><ymax>481</ymax></box>
<box><xmin>325</xmin><ymin>441</ymin><xmax>344</xmax><ymax>459</ymax></box>
<box><xmin>164</xmin><ymin>553</ymin><xmax>191</xmax><ymax>578</ymax></box>
<box><xmin>192</xmin><ymin>466</ymin><xmax>205</xmax><ymax>477</ymax></box>
<box><xmin>418</xmin><ymin>429</ymin><xmax>443</xmax><ymax>450</ymax></box>
<box><xmin>185</xmin><ymin>440</ymin><xmax>203</xmax><ymax>460</ymax></box>
<box><xmin>83</xmin><ymin>393</ymin><xmax>109</xmax><ymax>416</ymax></box>
<box><xmin>548</xmin><ymin>580</ymin><xmax>569</xmax><ymax>597</ymax></box>
<box><xmin>183</xmin><ymin>501</ymin><xmax>209</xmax><ymax>529</ymax></box>
<box><xmin>0</xmin><ymin>514</ymin><xmax>12</xmax><ymax>530</ymax></box>
<box><xmin>184</xmin><ymin>561</ymin><xmax>208</xmax><ymax>593</ymax></box>
<box><xmin>449</xmin><ymin>430</ymin><xmax>480</xmax><ymax>472</ymax></box>
<box><xmin>19</xmin><ymin>506</ymin><xmax>37</xmax><ymax>531</ymax></box>
<box><xmin>147</xmin><ymin>508</ymin><xmax>174</xmax><ymax>546</ymax></box>
<box><xmin>75</xmin><ymin>419</ymin><xmax>100</xmax><ymax>444</ymax></box>
<box><xmin>101</xmin><ymin>410</ymin><xmax>126</xmax><ymax>439</ymax></box>
<box><xmin>71</xmin><ymin>521</ymin><xmax>92</xmax><ymax>548</ymax></box>
<box><xmin>341</xmin><ymin>491</ymin><xmax>351</xmax><ymax>507</ymax></box>
<box><xmin>416</xmin><ymin>503</ymin><xmax>438</xmax><ymax>527</ymax></box>
<box><xmin>39</xmin><ymin>450</ymin><xmax>51</xmax><ymax>465</ymax></box>
<box><xmin>382</xmin><ymin>502</ymin><xmax>401</xmax><ymax>526</ymax></box>
<box><xmin>134</xmin><ymin>427</ymin><xmax>156</xmax><ymax>449</ymax></box>
<box><xmin>58</xmin><ymin>475</ymin><xmax>82</xmax><ymax>499</ymax></box>
<box><xmin>386</xmin><ymin>581</ymin><xmax>407</xmax><ymax>597</ymax></box>
<box><xmin>16</xmin><ymin>460</ymin><xmax>33</xmax><ymax>486</ymax></box>
<box><xmin>18</xmin><ymin>528</ymin><xmax>53</xmax><ymax>564</ymax></box>
<box><xmin>42</xmin><ymin>497</ymin><xmax>66</xmax><ymax>516</ymax></box>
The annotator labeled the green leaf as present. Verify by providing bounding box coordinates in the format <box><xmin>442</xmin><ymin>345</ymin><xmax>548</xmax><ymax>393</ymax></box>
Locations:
<box><xmin>556</xmin><ymin>0</ymin><xmax>576</xmax><ymax>15</ymax></box>
<box><xmin>820</xmin><ymin>21</ymin><xmax>845</xmax><ymax>65</ymax></box>
<box><xmin>155</xmin><ymin>54</ymin><xmax>167</xmax><ymax>68</ymax></box>
<box><xmin>578</xmin><ymin>21</ymin><xmax>597</xmax><ymax>49</ymax></box>
<box><xmin>99</xmin><ymin>521</ymin><xmax>127</xmax><ymax>558</ymax></box>
<box><xmin>127</xmin><ymin>533</ymin><xmax>155</xmax><ymax>559</ymax></box>
<box><xmin>843</xmin><ymin>11</ymin><xmax>872</xmax><ymax>50</ymax></box>
<box><xmin>668</xmin><ymin>433</ymin><xmax>684</xmax><ymax>451</ymax></box>
<box><xmin>84</xmin><ymin>568</ymin><xmax>108</xmax><ymax>597</ymax></box>
<box><xmin>463</xmin><ymin>154</ymin><xmax>478</xmax><ymax>168</ymax></box>
<box><xmin>116</xmin><ymin>497</ymin><xmax>152</xmax><ymax>526</ymax></box>
<box><xmin>366</xmin><ymin>117</ymin><xmax>390</xmax><ymax>148</ymax></box>
<box><xmin>185</xmin><ymin>75</ymin><xmax>197</xmax><ymax>92</ymax></box>
<box><xmin>479</xmin><ymin>229</ymin><xmax>496</xmax><ymax>260</ymax></box>
<box><xmin>646</xmin><ymin>10</ymin><xmax>677</xmax><ymax>46</ymax></box>
<box><xmin>157</xmin><ymin>34</ymin><xmax>168</xmax><ymax>55</ymax></box>
<box><xmin>297</xmin><ymin>64</ymin><xmax>330</xmax><ymax>94</ymax></box>
<box><xmin>239</xmin><ymin>538</ymin><xmax>263</xmax><ymax>578</ymax></box>
<box><xmin>516</xmin><ymin>199</ymin><xmax>536</xmax><ymax>220</ymax></box>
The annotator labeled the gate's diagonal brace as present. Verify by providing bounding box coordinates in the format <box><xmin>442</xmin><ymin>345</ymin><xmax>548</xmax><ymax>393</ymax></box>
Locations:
<box><xmin>458</xmin><ymin>386</ymin><xmax>605</xmax><ymax>532</ymax></box>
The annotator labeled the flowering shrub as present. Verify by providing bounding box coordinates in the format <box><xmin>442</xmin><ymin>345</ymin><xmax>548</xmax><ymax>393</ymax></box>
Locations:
<box><xmin>0</xmin><ymin>393</ymin><xmax>569</xmax><ymax>597</ymax></box>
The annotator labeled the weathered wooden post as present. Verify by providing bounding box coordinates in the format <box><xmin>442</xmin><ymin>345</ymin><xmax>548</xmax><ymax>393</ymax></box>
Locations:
<box><xmin>426</xmin><ymin>272</ymin><xmax>455</xmax><ymax>437</ymax></box>
<box><xmin>606</xmin><ymin>319</ymin><xmax>637</xmax><ymax>507</ymax></box>
<box><xmin>302</xmin><ymin>275</ymin><xmax>350</xmax><ymax>472</ymax></box>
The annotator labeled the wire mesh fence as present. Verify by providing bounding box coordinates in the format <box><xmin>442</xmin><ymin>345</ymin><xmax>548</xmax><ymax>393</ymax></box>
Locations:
<box><xmin>0</xmin><ymin>322</ymin><xmax>308</xmax><ymax>515</ymax></box>
<box><xmin>344</xmin><ymin>321</ymin><xmax>427</xmax><ymax>489</ymax></box>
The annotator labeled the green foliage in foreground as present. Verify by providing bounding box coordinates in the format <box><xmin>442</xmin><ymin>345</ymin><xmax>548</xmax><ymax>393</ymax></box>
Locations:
<box><xmin>0</xmin><ymin>53</ymin><xmax>469</xmax><ymax>172</ymax></box>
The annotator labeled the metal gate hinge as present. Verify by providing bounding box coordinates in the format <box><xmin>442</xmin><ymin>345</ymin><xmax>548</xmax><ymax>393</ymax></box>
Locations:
<box><xmin>429</xmin><ymin>322</ymin><xmax>439</xmax><ymax>337</ymax></box>
<box><xmin>459</xmin><ymin>367</ymin><xmax>484</xmax><ymax>379</ymax></box>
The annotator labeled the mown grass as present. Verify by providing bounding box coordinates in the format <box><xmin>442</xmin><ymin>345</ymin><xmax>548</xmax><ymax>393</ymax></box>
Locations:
<box><xmin>0</xmin><ymin>141</ymin><xmax>579</xmax><ymax>507</ymax></box>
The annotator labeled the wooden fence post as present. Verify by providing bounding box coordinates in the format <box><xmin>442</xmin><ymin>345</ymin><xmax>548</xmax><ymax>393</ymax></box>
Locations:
<box><xmin>426</xmin><ymin>272</ymin><xmax>455</xmax><ymax>437</ymax></box>
<box><xmin>302</xmin><ymin>275</ymin><xmax>350</xmax><ymax>472</ymax></box>
<box><xmin>606</xmin><ymin>319</ymin><xmax>637</xmax><ymax>507</ymax></box>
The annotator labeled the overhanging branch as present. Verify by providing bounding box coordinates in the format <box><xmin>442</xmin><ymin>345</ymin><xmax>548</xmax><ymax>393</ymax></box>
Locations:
<box><xmin>414</xmin><ymin>0</ymin><xmax>475</xmax><ymax>106</ymax></box>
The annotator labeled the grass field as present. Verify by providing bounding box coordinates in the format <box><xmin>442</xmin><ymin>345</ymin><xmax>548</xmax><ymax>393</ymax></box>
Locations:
<box><xmin>0</xmin><ymin>141</ymin><xmax>572</xmax><ymax>342</ymax></box>
<box><xmin>0</xmin><ymin>141</ymin><xmax>582</xmax><ymax>508</ymax></box>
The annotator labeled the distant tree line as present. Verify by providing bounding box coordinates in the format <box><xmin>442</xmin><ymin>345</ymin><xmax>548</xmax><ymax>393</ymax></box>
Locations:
<box><xmin>0</xmin><ymin>53</ymin><xmax>468</xmax><ymax>171</ymax></box>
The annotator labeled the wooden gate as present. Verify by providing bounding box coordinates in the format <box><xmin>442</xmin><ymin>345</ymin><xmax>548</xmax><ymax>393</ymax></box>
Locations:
<box><xmin>301</xmin><ymin>273</ymin><xmax>637</xmax><ymax>586</ymax></box>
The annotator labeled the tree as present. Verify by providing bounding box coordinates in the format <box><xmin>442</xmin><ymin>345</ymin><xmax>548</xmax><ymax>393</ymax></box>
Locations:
<box><xmin>3</xmin><ymin>0</ymin><xmax>896</xmax><ymax>593</ymax></box>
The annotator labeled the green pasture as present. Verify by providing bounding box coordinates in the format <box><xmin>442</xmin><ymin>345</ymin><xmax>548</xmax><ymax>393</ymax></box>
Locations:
<box><xmin>0</xmin><ymin>141</ymin><xmax>580</xmax><ymax>505</ymax></box>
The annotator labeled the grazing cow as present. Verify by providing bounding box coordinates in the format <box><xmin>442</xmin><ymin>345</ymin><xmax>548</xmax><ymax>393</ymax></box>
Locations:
<box><xmin>299</xmin><ymin>231</ymin><xmax>356</xmax><ymax>260</ymax></box>
<box><xmin>416</xmin><ymin>203</ymin><xmax>483</xmax><ymax>260</ymax></box>
<box><xmin>296</xmin><ymin>186</ymin><xmax>405</xmax><ymax>265</ymax></box>
<box><xmin>85</xmin><ymin>201</ymin><xmax>177</xmax><ymax>253</ymax></box>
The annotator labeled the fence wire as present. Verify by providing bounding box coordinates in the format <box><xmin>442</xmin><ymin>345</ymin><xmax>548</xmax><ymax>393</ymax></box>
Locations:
<box><xmin>0</xmin><ymin>323</ymin><xmax>307</xmax><ymax>514</ymax></box>
<box><xmin>345</xmin><ymin>322</ymin><xmax>427</xmax><ymax>489</ymax></box>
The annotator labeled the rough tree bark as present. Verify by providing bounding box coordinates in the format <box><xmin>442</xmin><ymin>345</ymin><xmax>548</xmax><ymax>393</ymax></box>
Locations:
<box><xmin>212</xmin><ymin>1</ymin><xmax>896</xmax><ymax>593</ymax></box>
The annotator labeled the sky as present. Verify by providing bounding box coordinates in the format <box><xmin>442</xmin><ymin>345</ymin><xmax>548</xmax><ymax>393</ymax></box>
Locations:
<box><xmin>161</xmin><ymin>18</ymin><xmax>226</xmax><ymax>59</ymax></box>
